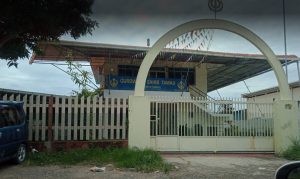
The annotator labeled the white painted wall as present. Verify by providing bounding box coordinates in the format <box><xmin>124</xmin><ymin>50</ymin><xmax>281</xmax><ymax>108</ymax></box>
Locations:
<box><xmin>246</xmin><ymin>86</ymin><xmax>300</xmax><ymax>103</ymax></box>
<box><xmin>247</xmin><ymin>87</ymin><xmax>300</xmax><ymax>151</ymax></box>
<box><xmin>151</xmin><ymin>136</ymin><xmax>274</xmax><ymax>152</ymax></box>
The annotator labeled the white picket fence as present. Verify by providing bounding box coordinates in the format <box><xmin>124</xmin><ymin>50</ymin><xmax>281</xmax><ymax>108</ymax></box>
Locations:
<box><xmin>1</xmin><ymin>93</ymin><xmax>128</xmax><ymax>141</ymax></box>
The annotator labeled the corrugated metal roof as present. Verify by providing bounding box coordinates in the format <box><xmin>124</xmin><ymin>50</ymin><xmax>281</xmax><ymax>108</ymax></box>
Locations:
<box><xmin>242</xmin><ymin>81</ymin><xmax>300</xmax><ymax>98</ymax></box>
<box><xmin>31</xmin><ymin>40</ymin><xmax>299</xmax><ymax>92</ymax></box>
<box><xmin>33</xmin><ymin>40</ymin><xmax>299</xmax><ymax>62</ymax></box>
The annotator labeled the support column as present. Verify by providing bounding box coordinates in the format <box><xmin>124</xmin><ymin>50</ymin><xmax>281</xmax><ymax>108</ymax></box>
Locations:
<box><xmin>195</xmin><ymin>63</ymin><xmax>208</xmax><ymax>93</ymax></box>
<box><xmin>128</xmin><ymin>96</ymin><xmax>151</xmax><ymax>148</ymax></box>
<box><xmin>273</xmin><ymin>100</ymin><xmax>299</xmax><ymax>153</ymax></box>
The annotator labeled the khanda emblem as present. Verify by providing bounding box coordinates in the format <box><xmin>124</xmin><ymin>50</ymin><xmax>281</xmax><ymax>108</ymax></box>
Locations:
<box><xmin>177</xmin><ymin>81</ymin><xmax>186</xmax><ymax>91</ymax></box>
<box><xmin>208</xmin><ymin>0</ymin><xmax>223</xmax><ymax>12</ymax></box>
<box><xmin>110</xmin><ymin>78</ymin><xmax>118</xmax><ymax>88</ymax></box>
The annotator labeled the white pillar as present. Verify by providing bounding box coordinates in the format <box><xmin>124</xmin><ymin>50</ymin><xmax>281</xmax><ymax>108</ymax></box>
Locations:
<box><xmin>273</xmin><ymin>100</ymin><xmax>299</xmax><ymax>153</ymax></box>
<box><xmin>128</xmin><ymin>96</ymin><xmax>151</xmax><ymax>148</ymax></box>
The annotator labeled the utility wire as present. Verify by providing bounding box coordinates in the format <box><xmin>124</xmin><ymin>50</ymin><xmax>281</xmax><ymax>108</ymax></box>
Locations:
<box><xmin>51</xmin><ymin>64</ymin><xmax>97</xmax><ymax>90</ymax></box>
<box><xmin>180</xmin><ymin>29</ymin><xmax>215</xmax><ymax>97</ymax></box>
<box><xmin>216</xmin><ymin>90</ymin><xmax>222</xmax><ymax>98</ymax></box>
<box><xmin>33</xmin><ymin>61</ymin><xmax>98</xmax><ymax>89</ymax></box>
<box><xmin>283</xmin><ymin>0</ymin><xmax>288</xmax><ymax>80</ymax></box>
<box><xmin>243</xmin><ymin>80</ymin><xmax>264</xmax><ymax>116</ymax></box>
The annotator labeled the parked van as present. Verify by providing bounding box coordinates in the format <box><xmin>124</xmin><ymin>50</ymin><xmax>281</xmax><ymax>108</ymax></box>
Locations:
<box><xmin>0</xmin><ymin>101</ymin><xmax>27</xmax><ymax>164</ymax></box>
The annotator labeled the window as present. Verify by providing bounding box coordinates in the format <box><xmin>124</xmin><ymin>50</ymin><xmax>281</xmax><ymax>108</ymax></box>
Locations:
<box><xmin>148</xmin><ymin>67</ymin><xmax>165</xmax><ymax>78</ymax></box>
<box><xmin>117</xmin><ymin>65</ymin><xmax>195</xmax><ymax>84</ymax></box>
<box><xmin>118</xmin><ymin>65</ymin><xmax>139</xmax><ymax>77</ymax></box>
<box><xmin>118</xmin><ymin>65</ymin><xmax>166</xmax><ymax>78</ymax></box>
<box><xmin>168</xmin><ymin>68</ymin><xmax>195</xmax><ymax>85</ymax></box>
<box><xmin>0</xmin><ymin>106</ymin><xmax>22</xmax><ymax>128</ymax></box>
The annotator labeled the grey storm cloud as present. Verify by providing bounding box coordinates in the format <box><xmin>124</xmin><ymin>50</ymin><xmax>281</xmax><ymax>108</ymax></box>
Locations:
<box><xmin>92</xmin><ymin>0</ymin><xmax>300</xmax><ymax>16</ymax></box>
<box><xmin>1</xmin><ymin>0</ymin><xmax>300</xmax><ymax>96</ymax></box>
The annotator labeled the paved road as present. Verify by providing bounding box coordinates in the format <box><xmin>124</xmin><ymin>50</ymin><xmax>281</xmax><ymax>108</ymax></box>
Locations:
<box><xmin>164</xmin><ymin>154</ymin><xmax>289</xmax><ymax>179</ymax></box>
<box><xmin>0</xmin><ymin>154</ymin><xmax>289</xmax><ymax>179</ymax></box>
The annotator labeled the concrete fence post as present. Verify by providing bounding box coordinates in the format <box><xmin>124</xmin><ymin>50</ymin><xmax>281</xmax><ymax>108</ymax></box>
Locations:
<box><xmin>273</xmin><ymin>100</ymin><xmax>299</xmax><ymax>153</ymax></box>
<box><xmin>128</xmin><ymin>96</ymin><xmax>151</xmax><ymax>148</ymax></box>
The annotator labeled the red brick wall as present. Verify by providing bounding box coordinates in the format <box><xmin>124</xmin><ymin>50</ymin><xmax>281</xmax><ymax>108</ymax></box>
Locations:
<box><xmin>28</xmin><ymin>140</ymin><xmax>128</xmax><ymax>152</ymax></box>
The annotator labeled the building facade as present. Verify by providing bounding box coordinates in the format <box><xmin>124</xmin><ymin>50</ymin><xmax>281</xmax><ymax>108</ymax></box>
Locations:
<box><xmin>31</xmin><ymin>40</ymin><xmax>298</xmax><ymax>98</ymax></box>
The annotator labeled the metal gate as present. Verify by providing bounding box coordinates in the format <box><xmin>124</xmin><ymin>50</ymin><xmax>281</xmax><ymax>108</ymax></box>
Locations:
<box><xmin>149</xmin><ymin>97</ymin><xmax>274</xmax><ymax>152</ymax></box>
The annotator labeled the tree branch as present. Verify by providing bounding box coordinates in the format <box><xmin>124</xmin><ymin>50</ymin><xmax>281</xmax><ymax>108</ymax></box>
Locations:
<box><xmin>71</xmin><ymin>63</ymin><xmax>99</xmax><ymax>89</ymax></box>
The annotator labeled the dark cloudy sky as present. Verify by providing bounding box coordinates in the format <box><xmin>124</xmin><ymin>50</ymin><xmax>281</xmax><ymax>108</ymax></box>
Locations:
<box><xmin>1</xmin><ymin>0</ymin><xmax>300</xmax><ymax>97</ymax></box>
<box><xmin>92</xmin><ymin>0</ymin><xmax>299</xmax><ymax>16</ymax></box>
<box><xmin>79</xmin><ymin>0</ymin><xmax>300</xmax><ymax>54</ymax></box>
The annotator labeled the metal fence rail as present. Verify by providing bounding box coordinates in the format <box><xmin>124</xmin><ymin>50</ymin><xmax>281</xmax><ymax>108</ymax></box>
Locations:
<box><xmin>150</xmin><ymin>96</ymin><xmax>273</xmax><ymax>137</ymax></box>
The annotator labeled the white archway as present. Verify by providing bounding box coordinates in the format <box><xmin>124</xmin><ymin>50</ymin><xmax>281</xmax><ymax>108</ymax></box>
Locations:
<box><xmin>133</xmin><ymin>19</ymin><xmax>291</xmax><ymax>100</ymax></box>
<box><xmin>129</xmin><ymin>19</ymin><xmax>298</xmax><ymax>153</ymax></box>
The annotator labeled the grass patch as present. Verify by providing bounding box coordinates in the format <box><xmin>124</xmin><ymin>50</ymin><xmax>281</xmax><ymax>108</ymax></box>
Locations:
<box><xmin>280</xmin><ymin>139</ymin><xmax>300</xmax><ymax>160</ymax></box>
<box><xmin>25</xmin><ymin>148</ymin><xmax>172</xmax><ymax>173</ymax></box>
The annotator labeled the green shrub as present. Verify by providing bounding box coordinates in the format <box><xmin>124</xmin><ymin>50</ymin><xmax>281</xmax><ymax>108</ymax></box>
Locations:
<box><xmin>281</xmin><ymin>139</ymin><xmax>300</xmax><ymax>160</ymax></box>
<box><xmin>25</xmin><ymin>147</ymin><xmax>172</xmax><ymax>173</ymax></box>
<box><xmin>111</xmin><ymin>148</ymin><xmax>172</xmax><ymax>172</ymax></box>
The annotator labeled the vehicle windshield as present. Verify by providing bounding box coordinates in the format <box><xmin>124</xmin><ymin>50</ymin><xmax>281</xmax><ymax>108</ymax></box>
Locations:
<box><xmin>0</xmin><ymin>107</ymin><xmax>21</xmax><ymax>127</ymax></box>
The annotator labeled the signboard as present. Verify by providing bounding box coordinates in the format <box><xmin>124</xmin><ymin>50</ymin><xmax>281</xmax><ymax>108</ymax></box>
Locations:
<box><xmin>108</xmin><ymin>76</ymin><xmax>188</xmax><ymax>92</ymax></box>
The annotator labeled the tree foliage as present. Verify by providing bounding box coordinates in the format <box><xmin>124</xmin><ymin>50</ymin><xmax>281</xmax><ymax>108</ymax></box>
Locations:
<box><xmin>65</xmin><ymin>51</ymin><xmax>103</xmax><ymax>98</ymax></box>
<box><xmin>0</xmin><ymin>0</ymin><xmax>98</xmax><ymax>67</ymax></box>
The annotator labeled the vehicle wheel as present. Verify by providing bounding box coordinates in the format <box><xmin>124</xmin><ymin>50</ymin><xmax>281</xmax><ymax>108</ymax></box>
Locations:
<box><xmin>13</xmin><ymin>144</ymin><xmax>26</xmax><ymax>164</ymax></box>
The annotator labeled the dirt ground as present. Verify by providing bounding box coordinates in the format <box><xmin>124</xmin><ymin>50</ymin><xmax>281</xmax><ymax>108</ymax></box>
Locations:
<box><xmin>0</xmin><ymin>154</ymin><xmax>289</xmax><ymax>179</ymax></box>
